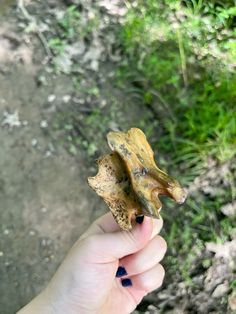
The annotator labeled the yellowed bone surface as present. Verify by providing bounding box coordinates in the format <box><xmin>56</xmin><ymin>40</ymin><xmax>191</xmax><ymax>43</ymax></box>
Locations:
<box><xmin>88</xmin><ymin>153</ymin><xmax>142</xmax><ymax>230</ymax></box>
<box><xmin>88</xmin><ymin>128</ymin><xmax>187</xmax><ymax>230</ymax></box>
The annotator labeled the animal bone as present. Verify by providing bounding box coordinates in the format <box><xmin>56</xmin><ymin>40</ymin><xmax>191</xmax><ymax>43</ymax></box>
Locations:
<box><xmin>88</xmin><ymin>128</ymin><xmax>187</xmax><ymax>230</ymax></box>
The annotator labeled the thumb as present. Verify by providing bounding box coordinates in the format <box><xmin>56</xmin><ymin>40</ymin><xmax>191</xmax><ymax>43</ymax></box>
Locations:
<box><xmin>85</xmin><ymin>217</ymin><xmax>154</xmax><ymax>263</ymax></box>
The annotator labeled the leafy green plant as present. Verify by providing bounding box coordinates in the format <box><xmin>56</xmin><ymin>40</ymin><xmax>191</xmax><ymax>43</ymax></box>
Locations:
<box><xmin>119</xmin><ymin>0</ymin><xmax>236</xmax><ymax>164</ymax></box>
<box><xmin>48</xmin><ymin>38</ymin><xmax>66</xmax><ymax>55</ymax></box>
<box><xmin>58</xmin><ymin>5</ymin><xmax>81</xmax><ymax>39</ymax></box>
<box><xmin>57</xmin><ymin>5</ymin><xmax>99</xmax><ymax>40</ymax></box>
<box><xmin>118</xmin><ymin>0</ymin><xmax>236</xmax><ymax>284</ymax></box>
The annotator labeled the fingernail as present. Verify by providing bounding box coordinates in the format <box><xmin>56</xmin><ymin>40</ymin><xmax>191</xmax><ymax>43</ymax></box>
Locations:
<box><xmin>121</xmin><ymin>278</ymin><xmax>132</xmax><ymax>287</ymax></box>
<box><xmin>136</xmin><ymin>215</ymin><xmax>144</xmax><ymax>224</ymax></box>
<box><xmin>116</xmin><ymin>266</ymin><xmax>127</xmax><ymax>278</ymax></box>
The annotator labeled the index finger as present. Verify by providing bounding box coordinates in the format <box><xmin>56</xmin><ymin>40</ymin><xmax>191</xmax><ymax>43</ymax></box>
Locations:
<box><xmin>81</xmin><ymin>212</ymin><xmax>163</xmax><ymax>239</ymax></box>
<box><xmin>151</xmin><ymin>216</ymin><xmax>163</xmax><ymax>239</ymax></box>
<box><xmin>80</xmin><ymin>212</ymin><xmax>121</xmax><ymax>239</ymax></box>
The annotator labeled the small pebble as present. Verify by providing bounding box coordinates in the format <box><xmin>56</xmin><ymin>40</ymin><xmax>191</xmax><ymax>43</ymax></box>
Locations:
<box><xmin>0</xmin><ymin>251</ymin><xmax>4</xmax><ymax>257</ymax></box>
<box><xmin>47</xmin><ymin>94</ymin><xmax>56</xmax><ymax>103</ymax></box>
<box><xmin>3</xmin><ymin>229</ymin><xmax>9</xmax><ymax>235</ymax></box>
<box><xmin>212</xmin><ymin>282</ymin><xmax>229</xmax><ymax>298</ymax></box>
<box><xmin>62</xmin><ymin>95</ymin><xmax>71</xmax><ymax>103</ymax></box>
<box><xmin>45</xmin><ymin>150</ymin><xmax>52</xmax><ymax>157</ymax></box>
<box><xmin>29</xmin><ymin>230</ymin><xmax>36</xmax><ymax>236</ymax></box>
<box><xmin>40</xmin><ymin>120</ymin><xmax>48</xmax><ymax>128</ymax></box>
<box><xmin>48</xmin><ymin>143</ymin><xmax>55</xmax><ymax>152</ymax></box>
<box><xmin>31</xmin><ymin>138</ymin><xmax>38</xmax><ymax>147</ymax></box>
<box><xmin>22</xmin><ymin>120</ymin><xmax>28</xmax><ymax>126</ymax></box>
<box><xmin>37</xmin><ymin>75</ymin><xmax>47</xmax><ymax>86</ymax></box>
<box><xmin>46</xmin><ymin>67</ymin><xmax>53</xmax><ymax>73</ymax></box>
<box><xmin>41</xmin><ymin>207</ymin><xmax>47</xmax><ymax>213</ymax></box>
<box><xmin>0</xmin><ymin>98</ymin><xmax>6</xmax><ymax>104</ymax></box>
<box><xmin>73</xmin><ymin>97</ymin><xmax>84</xmax><ymax>104</ymax></box>
<box><xmin>100</xmin><ymin>99</ymin><xmax>107</xmax><ymax>107</ymax></box>
<box><xmin>41</xmin><ymin>238</ymin><xmax>47</xmax><ymax>247</ymax></box>
<box><xmin>40</xmin><ymin>238</ymin><xmax>52</xmax><ymax>248</ymax></box>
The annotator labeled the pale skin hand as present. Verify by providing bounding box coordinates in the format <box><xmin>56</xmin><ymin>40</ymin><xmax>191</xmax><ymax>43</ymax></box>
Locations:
<box><xmin>18</xmin><ymin>213</ymin><xmax>166</xmax><ymax>314</ymax></box>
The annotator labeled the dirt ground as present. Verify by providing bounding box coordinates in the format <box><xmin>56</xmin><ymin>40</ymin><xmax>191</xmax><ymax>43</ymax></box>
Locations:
<box><xmin>0</xmin><ymin>3</ymin><xmax>105</xmax><ymax>314</ymax></box>
<box><xmin>0</xmin><ymin>2</ymin><xmax>148</xmax><ymax>313</ymax></box>
<box><xmin>0</xmin><ymin>1</ymin><xmax>235</xmax><ymax>314</ymax></box>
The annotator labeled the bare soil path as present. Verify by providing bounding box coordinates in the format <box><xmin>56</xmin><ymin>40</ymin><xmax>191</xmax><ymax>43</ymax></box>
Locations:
<box><xmin>0</xmin><ymin>4</ymin><xmax>104</xmax><ymax>313</ymax></box>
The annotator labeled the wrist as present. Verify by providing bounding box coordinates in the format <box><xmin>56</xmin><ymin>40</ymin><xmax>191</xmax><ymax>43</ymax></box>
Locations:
<box><xmin>17</xmin><ymin>288</ymin><xmax>54</xmax><ymax>314</ymax></box>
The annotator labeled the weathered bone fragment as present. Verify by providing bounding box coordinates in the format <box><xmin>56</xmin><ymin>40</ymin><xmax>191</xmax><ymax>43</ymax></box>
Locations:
<box><xmin>88</xmin><ymin>128</ymin><xmax>187</xmax><ymax>230</ymax></box>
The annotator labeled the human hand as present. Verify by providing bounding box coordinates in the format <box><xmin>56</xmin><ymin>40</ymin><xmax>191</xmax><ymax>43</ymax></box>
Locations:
<box><xmin>18</xmin><ymin>213</ymin><xmax>166</xmax><ymax>314</ymax></box>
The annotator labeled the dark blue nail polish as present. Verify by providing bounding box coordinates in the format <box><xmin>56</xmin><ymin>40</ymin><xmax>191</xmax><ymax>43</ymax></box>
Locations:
<box><xmin>121</xmin><ymin>278</ymin><xmax>132</xmax><ymax>287</ymax></box>
<box><xmin>116</xmin><ymin>266</ymin><xmax>127</xmax><ymax>277</ymax></box>
<box><xmin>136</xmin><ymin>215</ymin><xmax>144</xmax><ymax>224</ymax></box>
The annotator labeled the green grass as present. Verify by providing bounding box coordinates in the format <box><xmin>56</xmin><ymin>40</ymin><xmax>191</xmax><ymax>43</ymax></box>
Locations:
<box><xmin>161</xmin><ymin>192</ymin><xmax>235</xmax><ymax>283</ymax></box>
<box><xmin>119</xmin><ymin>0</ymin><xmax>236</xmax><ymax>162</ymax></box>
<box><xmin>117</xmin><ymin>0</ymin><xmax>236</xmax><ymax>283</ymax></box>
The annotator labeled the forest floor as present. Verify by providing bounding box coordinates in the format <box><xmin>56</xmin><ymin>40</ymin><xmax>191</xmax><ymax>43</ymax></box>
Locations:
<box><xmin>0</xmin><ymin>1</ymin><xmax>235</xmax><ymax>314</ymax></box>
